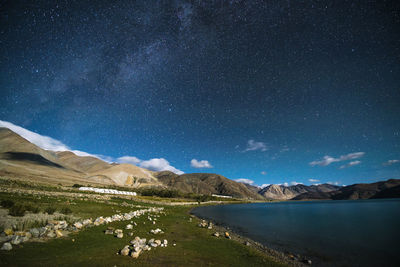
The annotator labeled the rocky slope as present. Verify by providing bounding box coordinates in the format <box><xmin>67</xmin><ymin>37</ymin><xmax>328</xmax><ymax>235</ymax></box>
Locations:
<box><xmin>154</xmin><ymin>171</ymin><xmax>264</xmax><ymax>200</ymax></box>
<box><xmin>0</xmin><ymin>128</ymin><xmax>158</xmax><ymax>187</ymax></box>
<box><xmin>259</xmin><ymin>183</ymin><xmax>340</xmax><ymax>200</ymax></box>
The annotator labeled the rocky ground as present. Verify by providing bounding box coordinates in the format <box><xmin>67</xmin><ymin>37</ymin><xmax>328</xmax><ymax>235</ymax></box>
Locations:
<box><xmin>1</xmin><ymin>206</ymin><xmax>164</xmax><ymax>252</ymax></box>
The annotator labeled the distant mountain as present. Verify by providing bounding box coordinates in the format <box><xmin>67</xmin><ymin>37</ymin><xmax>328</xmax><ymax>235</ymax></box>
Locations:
<box><xmin>259</xmin><ymin>183</ymin><xmax>340</xmax><ymax>200</ymax></box>
<box><xmin>154</xmin><ymin>171</ymin><xmax>264</xmax><ymax>200</ymax></box>
<box><xmin>294</xmin><ymin>179</ymin><xmax>400</xmax><ymax>200</ymax></box>
<box><xmin>372</xmin><ymin>185</ymin><xmax>400</xmax><ymax>199</ymax></box>
<box><xmin>332</xmin><ymin>179</ymin><xmax>400</xmax><ymax>200</ymax></box>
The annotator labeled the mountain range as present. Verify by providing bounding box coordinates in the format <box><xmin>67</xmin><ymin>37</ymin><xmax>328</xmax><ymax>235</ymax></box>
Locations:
<box><xmin>1</xmin><ymin>127</ymin><xmax>399</xmax><ymax>200</ymax></box>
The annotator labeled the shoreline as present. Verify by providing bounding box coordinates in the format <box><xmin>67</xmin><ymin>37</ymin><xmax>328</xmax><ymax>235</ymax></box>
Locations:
<box><xmin>189</xmin><ymin>205</ymin><xmax>309</xmax><ymax>267</ymax></box>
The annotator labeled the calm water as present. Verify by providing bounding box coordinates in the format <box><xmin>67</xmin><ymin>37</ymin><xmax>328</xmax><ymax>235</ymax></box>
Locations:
<box><xmin>192</xmin><ymin>199</ymin><xmax>400</xmax><ymax>267</ymax></box>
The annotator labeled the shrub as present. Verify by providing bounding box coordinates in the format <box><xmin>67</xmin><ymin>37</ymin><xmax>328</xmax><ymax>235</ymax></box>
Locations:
<box><xmin>1</xmin><ymin>199</ymin><xmax>14</xmax><ymax>208</ymax></box>
<box><xmin>72</xmin><ymin>184</ymin><xmax>82</xmax><ymax>188</ymax></box>
<box><xmin>195</xmin><ymin>195</ymin><xmax>213</xmax><ymax>203</ymax></box>
<box><xmin>8</xmin><ymin>204</ymin><xmax>26</xmax><ymax>217</ymax></box>
<box><xmin>45</xmin><ymin>207</ymin><xmax>56</xmax><ymax>215</ymax></box>
<box><xmin>140</xmin><ymin>188</ymin><xmax>182</xmax><ymax>198</ymax></box>
<box><xmin>24</xmin><ymin>204</ymin><xmax>40</xmax><ymax>214</ymax></box>
<box><xmin>60</xmin><ymin>207</ymin><xmax>72</xmax><ymax>215</ymax></box>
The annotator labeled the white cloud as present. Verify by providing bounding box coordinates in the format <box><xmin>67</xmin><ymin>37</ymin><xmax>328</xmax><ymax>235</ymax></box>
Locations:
<box><xmin>117</xmin><ymin>156</ymin><xmax>141</xmax><ymax>165</ymax></box>
<box><xmin>280</xmin><ymin>147</ymin><xmax>290</xmax><ymax>153</ymax></box>
<box><xmin>1</xmin><ymin>120</ymin><xmax>184</xmax><ymax>174</ymax></box>
<box><xmin>244</xmin><ymin>139</ymin><xmax>267</xmax><ymax>152</ymax></box>
<box><xmin>277</xmin><ymin>182</ymin><xmax>289</xmax><ymax>187</ymax></box>
<box><xmin>339</xmin><ymin>160</ymin><xmax>361</xmax><ymax>169</ymax></box>
<box><xmin>383</xmin><ymin>159</ymin><xmax>400</xmax><ymax>166</ymax></box>
<box><xmin>327</xmin><ymin>181</ymin><xmax>340</xmax><ymax>186</ymax></box>
<box><xmin>190</xmin><ymin>159</ymin><xmax>213</xmax><ymax>168</ymax></box>
<box><xmin>117</xmin><ymin>156</ymin><xmax>184</xmax><ymax>175</ymax></box>
<box><xmin>339</xmin><ymin>152</ymin><xmax>365</xmax><ymax>161</ymax></box>
<box><xmin>259</xmin><ymin>184</ymin><xmax>270</xmax><ymax>189</ymax></box>
<box><xmin>290</xmin><ymin>181</ymin><xmax>303</xmax><ymax>186</ymax></box>
<box><xmin>234</xmin><ymin>178</ymin><xmax>254</xmax><ymax>185</ymax></box>
<box><xmin>310</xmin><ymin>152</ymin><xmax>365</xmax><ymax>166</ymax></box>
<box><xmin>139</xmin><ymin>158</ymin><xmax>184</xmax><ymax>175</ymax></box>
<box><xmin>308</xmin><ymin>178</ymin><xmax>320</xmax><ymax>182</ymax></box>
<box><xmin>261</xmin><ymin>171</ymin><xmax>267</xmax><ymax>175</ymax></box>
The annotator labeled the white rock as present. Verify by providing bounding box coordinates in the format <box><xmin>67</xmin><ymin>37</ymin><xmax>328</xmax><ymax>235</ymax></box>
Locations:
<box><xmin>1</xmin><ymin>242</ymin><xmax>12</xmax><ymax>251</ymax></box>
<box><xmin>120</xmin><ymin>246</ymin><xmax>130</xmax><ymax>256</ymax></box>
<box><xmin>10</xmin><ymin>235</ymin><xmax>22</xmax><ymax>245</ymax></box>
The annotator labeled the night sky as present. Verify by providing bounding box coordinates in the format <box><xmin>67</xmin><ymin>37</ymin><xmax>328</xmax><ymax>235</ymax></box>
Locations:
<box><xmin>1</xmin><ymin>0</ymin><xmax>399</xmax><ymax>187</ymax></box>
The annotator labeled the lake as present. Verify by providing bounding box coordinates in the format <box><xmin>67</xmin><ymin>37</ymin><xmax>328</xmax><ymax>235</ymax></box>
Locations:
<box><xmin>192</xmin><ymin>199</ymin><xmax>400</xmax><ymax>267</ymax></box>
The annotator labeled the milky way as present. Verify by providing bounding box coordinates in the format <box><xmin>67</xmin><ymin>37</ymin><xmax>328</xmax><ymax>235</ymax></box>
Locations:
<box><xmin>1</xmin><ymin>1</ymin><xmax>399</xmax><ymax>186</ymax></box>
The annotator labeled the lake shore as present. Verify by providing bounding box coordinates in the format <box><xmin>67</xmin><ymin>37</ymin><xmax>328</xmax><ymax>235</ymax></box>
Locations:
<box><xmin>190</xmin><ymin>205</ymin><xmax>308</xmax><ymax>267</ymax></box>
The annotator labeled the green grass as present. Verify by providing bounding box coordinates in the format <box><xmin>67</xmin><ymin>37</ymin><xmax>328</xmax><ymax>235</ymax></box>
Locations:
<box><xmin>0</xmin><ymin>191</ymin><xmax>286</xmax><ymax>267</ymax></box>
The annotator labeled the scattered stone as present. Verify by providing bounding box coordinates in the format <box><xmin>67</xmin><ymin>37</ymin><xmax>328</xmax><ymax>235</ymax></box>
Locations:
<box><xmin>207</xmin><ymin>222</ymin><xmax>213</xmax><ymax>229</ymax></box>
<box><xmin>0</xmin><ymin>236</ymin><xmax>12</xmax><ymax>243</ymax></box>
<box><xmin>104</xmin><ymin>227</ymin><xmax>114</xmax><ymax>235</ymax></box>
<box><xmin>73</xmin><ymin>222</ymin><xmax>83</xmax><ymax>229</ymax></box>
<box><xmin>14</xmin><ymin>231</ymin><xmax>26</xmax><ymax>236</ymax></box>
<box><xmin>198</xmin><ymin>220</ymin><xmax>208</xmax><ymax>228</ymax></box>
<box><xmin>29</xmin><ymin>228</ymin><xmax>40</xmax><ymax>238</ymax></box>
<box><xmin>55</xmin><ymin>230</ymin><xmax>63</xmax><ymax>238</ymax></box>
<box><xmin>47</xmin><ymin>231</ymin><xmax>56</xmax><ymax>238</ymax></box>
<box><xmin>38</xmin><ymin>227</ymin><xmax>47</xmax><ymax>237</ymax></box>
<box><xmin>120</xmin><ymin>245</ymin><xmax>130</xmax><ymax>256</ymax></box>
<box><xmin>82</xmin><ymin>219</ymin><xmax>92</xmax><ymax>226</ymax></box>
<box><xmin>245</xmin><ymin>241</ymin><xmax>250</xmax><ymax>246</ymax></box>
<box><xmin>11</xmin><ymin>235</ymin><xmax>22</xmax><ymax>245</ymax></box>
<box><xmin>213</xmin><ymin>232</ymin><xmax>220</xmax><ymax>237</ymax></box>
<box><xmin>150</xmin><ymin>228</ymin><xmax>163</xmax><ymax>234</ymax></box>
<box><xmin>24</xmin><ymin>232</ymin><xmax>32</xmax><ymax>239</ymax></box>
<box><xmin>302</xmin><ymin>259</ymin><xmax>312</xmax><ymax>265</ymax></box>
<box><xmin>21</xmin><ymin>235</ymin><xmax>30</xmax><ymax>243</ymax></box>
<box><xmin>126</xmin><ymin>224</ymin><xmax>133</xmax><ymax>230</ymax></box>
<box><xmin>225</xmin><ymin>232</ymin><xmax>231</xmax><ymax>239</ymax></box>
<box><xmin>1</xmin><ymin>242</ymin><xmax>12</xmax><ymax>251</ymax></box>
<box><xmin>130</xmin><ymin>251</ymin><xmax>140</xmax><ymax>259</ymax></box>
<box><xmin>4</xmin><ymin>229</ymin><xmax>13</xmax><ymax>236</ymax></box>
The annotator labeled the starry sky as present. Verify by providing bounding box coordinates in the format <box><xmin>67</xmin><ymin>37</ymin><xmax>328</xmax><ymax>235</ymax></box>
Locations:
<box><xmin>1</xmin><ymin>0</ymin><xmax>399</xmax><ymax>187</ymax></box>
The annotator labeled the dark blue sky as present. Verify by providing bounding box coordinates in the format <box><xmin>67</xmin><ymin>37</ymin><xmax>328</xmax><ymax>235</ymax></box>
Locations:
<box><xmin>1</xmin><ymin>0</ymin><xmax>399</xmax><ymax>187</ymax></box>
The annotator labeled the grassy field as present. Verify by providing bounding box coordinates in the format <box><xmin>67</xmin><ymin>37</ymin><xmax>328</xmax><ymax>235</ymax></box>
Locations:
<box><xmin>0</xmin><ymin>191</ymin><xmax>287</xmax><ymax>267</ymax></box>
